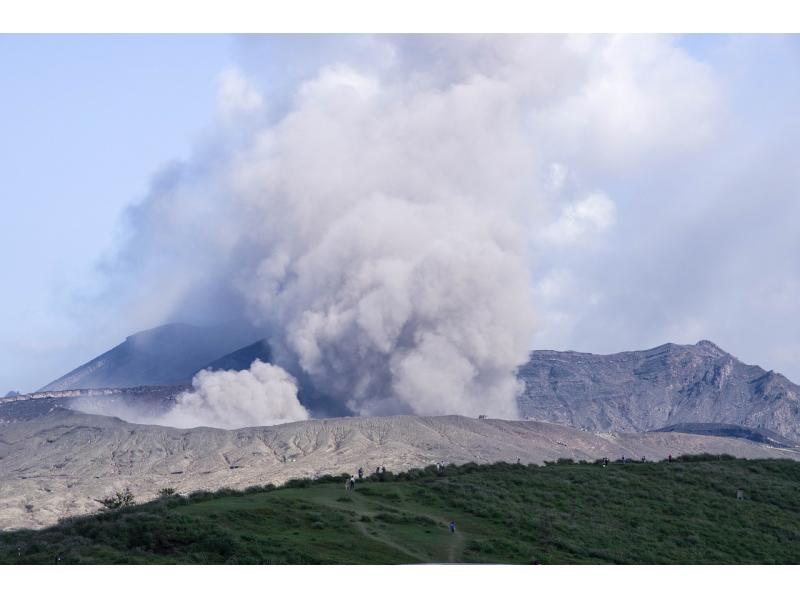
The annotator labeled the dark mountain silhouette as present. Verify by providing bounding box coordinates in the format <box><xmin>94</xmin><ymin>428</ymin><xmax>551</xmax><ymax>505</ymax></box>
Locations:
<box><xmin>198</xmin><ymin>339</ymin><xmax>272</xmax><ymax>373</ymax></box>
<box><xmin>39</xmin><ymin>321</ymin><xmax>266</xmax><ymax>391</ymax></box>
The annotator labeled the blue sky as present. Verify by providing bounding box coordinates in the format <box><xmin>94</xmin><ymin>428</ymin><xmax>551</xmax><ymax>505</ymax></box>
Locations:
<box><xmin>0</xmin><ymin>35</ymin><xmax>234</xmax><ymax>391</ymax></box>
<box><xmin>2</xmin><ymin>34</ymin><xmax>799</xmax><ymax>394</ymax></box>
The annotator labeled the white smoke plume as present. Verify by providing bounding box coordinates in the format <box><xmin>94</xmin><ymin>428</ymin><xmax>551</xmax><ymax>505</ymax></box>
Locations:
<box><xmin>100</xmin><ymin>35</ymin><xmax>719</xmax><ymax>425</ymax></box>
<box><xmin>158</xmin><ymin>360</ymin><xmax>307</xmax><ymax>429</ymax></box>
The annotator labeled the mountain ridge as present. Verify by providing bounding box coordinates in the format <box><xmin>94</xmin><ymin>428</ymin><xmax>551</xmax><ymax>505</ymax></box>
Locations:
<box><xmin>518</xmin><ymin>340</ymin><xmax>800</xmax><ymax>441</ymax></box>
<box><xmin>39</xmin><ymin>321</ymin><xmax>266</xmax><ymax>392</ymax></box>
<box><xmin>34</xmin><ymin>326</ymin><xmax>800</xmax><ymax>442</ymax></box>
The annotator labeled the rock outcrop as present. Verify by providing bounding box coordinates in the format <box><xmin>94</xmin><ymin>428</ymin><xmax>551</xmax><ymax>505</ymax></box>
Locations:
<box><xmin>519</xmin><ymin>340</ymin><xmax>800</xmax><ymax>440</ymax></box>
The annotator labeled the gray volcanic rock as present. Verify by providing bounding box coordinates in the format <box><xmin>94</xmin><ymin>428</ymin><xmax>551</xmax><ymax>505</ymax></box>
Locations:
<box><xmin>652</xmin><ymin>422</ymin><xmax>796</xmax><ymax>448</ymax></box>
<box><xmin>0</xmin><ymin>386</ymin><xmax>186</xmax><ymax>423</ymax></box>
<box><xmin>39</xmin><ymin>321</ymin><xmax>265</xmax><ymax>391</ymax></box>
<box><xmin>2</xmin><ymin>409</ymin><xmax>798</xmax><ymax>530</ymax></box>
<box><xmin>518</xmin><ymin>340</ymin><xmax>800</xmax><ymax>441</ymax></box>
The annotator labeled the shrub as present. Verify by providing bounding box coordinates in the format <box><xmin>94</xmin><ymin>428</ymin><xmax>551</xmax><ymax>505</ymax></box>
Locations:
<box><xmin>315</xmin><ymin>474</ymin><xmax>350</xmax><ymax>484</ymax></box>
<box><xmin>187</xmin><ymin>490</ymin><xmax>214</xmax><ymax>503</ymax></box>
<box><xmin>97</xmin><ymin>488</ymin><xmax>135</xmax><ymax>510</ymax></box>
<box><xmin>673</xmin><ymin>453</ymin><xmax>740</xmax><ymax>463</ymax></box>
<box><xmin>158</xmin><ymin>487</ymin><xmax>177</xmax><ymax>498</ymax></box>
<box><xmin>212</xmin><ymin>487</ymin><xmax>242</xmax><ymax>498</ymax></box>
<box><xmin>283</xmin><ymin>478</ymin><xmax>313</xmax><ymax>489</ymax></box>
<box><xmin>244</xmin><ymin>484</ymin><xmax>276</xmax><ymax>495</ymax></box>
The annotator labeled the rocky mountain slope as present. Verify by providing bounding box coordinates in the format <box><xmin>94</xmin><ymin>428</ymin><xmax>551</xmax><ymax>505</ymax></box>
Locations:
<box><xmin>518</xmin><ymin>340</ymin><xmax>800</xmax><ymax>441</ymax></box>
<box><xmin>34</xmin><ymin>328</ymin><xmax>800</xmax><ymax>442</ymax></box>
<box><xmin>2</xmin><ymin>409</ymin><xmax>798</xmax><ymax>530</ymax></box>
<box><xmin>39</xmin><ymin>321</ymin><xmax>265</xmax><ymax>391</ymax></box>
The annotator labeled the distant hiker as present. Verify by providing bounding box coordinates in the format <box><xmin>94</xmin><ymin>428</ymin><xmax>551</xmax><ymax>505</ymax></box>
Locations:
<box><xmin>449</xmin><ymin>520</ymin><xmax>456</xmax><ymax>534</ymax></box>
<box><xmin>641</xmin><ymin>456</ymin><xmax>646</xmax><ymax>463</ymax></box>
<box><xmin>668</xmin><ymin>454</ymin><xmax>672</xmax><ymax>463</ymax></box>
<box><xmin>516</xmin><ymin>457</ymin><xmax>521</xmax><ymax>465</ymax></box>
<box><xmin>358</xmin><ymin>467</ymin><xmax>364</xmax><ymax>480</ymax></box>
<box><xmin>380</xmin><ymin>465</ymin><xmax>385</xmax><ymax>474</ymax></box>
<box><xmin>376</xmin><ymin>466</ymin><xmax>381</xmax><ymax>475</ymax></box>
<box><xmin>349</xmin><ymin>476</ymin><xmax>356</xmax><ymax>490</ymax></box>
<box><xmin>436</xmin><ymin>461</ymin><xmax>442</xmax><ymax>472</ymax></box>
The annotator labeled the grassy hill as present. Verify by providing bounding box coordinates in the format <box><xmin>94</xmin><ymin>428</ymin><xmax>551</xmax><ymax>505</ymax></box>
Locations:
<box><xmin>2</xmin><ymin>457</ymin><xmax>800</xmax><ymax>564</ymax></box>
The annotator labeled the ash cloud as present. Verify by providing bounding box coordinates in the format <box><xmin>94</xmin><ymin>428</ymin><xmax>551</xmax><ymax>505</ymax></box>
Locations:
<box><xmin>95</xmin><ymin>35</ymin><xmax>721</xmax><ymax>424</ymax></box>
<box><xmin>159</xmin><ymin>360</ymin><xmax>307</xmax><ymax>429</ymax></box>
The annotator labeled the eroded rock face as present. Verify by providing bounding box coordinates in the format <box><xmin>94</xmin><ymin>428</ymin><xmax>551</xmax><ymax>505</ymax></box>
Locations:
<box><xmin>518</xmin><ymin>340</ymin><xmax>800</xmax><ymax>440</ymax></box>
<box><xmin>2</xmin><ymin>409</ymin><xmax>798</xmax><ymax>530</ymax></box>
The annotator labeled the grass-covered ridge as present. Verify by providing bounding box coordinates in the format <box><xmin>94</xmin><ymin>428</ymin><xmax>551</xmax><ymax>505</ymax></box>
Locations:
<box><xmin>2</xmin><ymin>456</ymin><xmax>800</xmax><ymax>564</ymax></box>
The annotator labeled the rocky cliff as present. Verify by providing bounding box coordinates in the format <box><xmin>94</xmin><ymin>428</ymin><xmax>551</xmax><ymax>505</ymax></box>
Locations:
<box><xmin>518</xmin><ymin>340</ymin><xmax>800</xmax><ymax>440</ymax></box>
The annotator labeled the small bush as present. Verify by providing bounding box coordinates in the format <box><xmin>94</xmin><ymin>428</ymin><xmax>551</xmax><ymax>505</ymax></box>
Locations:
<box><xmin>97</xmin><ymin>488</ymin><xmax>135</xmax><ymax>510</ymax></box>
<box><xmin>283</xmin><ymin>478</ymin><xmax>313</xmax><ymax>489</ymax></box>
<box><xmin>244</xmin><ymin>484</ymin><xmax>276</xmax><ymax>495</ymax></box>
<box><xmin>187</xmin><ymin>490</ymin><xmax>214</xmax><ymax>503</ymax></box>
<box><xmin>158</xmin><ymin>487</ymin><xmax>177</xmax><ymax>498</ymax></box>
<box><xmin>672</xmin><ymin>453</ymin><xmax>740</xmax><ymax>463</ymax></box>
<box><xmin>315</xmin><ymin>474</ymin><xmax>350</xmax><ymax>484</ymax></box>
<box><xmin>212</xmin><ymin>487</ymin><xmax>242</xmax><ymax>498</ymax></box>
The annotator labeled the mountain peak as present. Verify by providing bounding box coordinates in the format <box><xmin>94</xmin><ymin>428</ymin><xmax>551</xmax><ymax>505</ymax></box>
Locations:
<box><xmin>39</xmin><ymin>321</ymin><xmax>267</xmax><ymax>392</ymax></box>
<box><xmin>519</xmin><ymin>343</ymin><xmax>800</xmax><ymax>442</ymax></box>
<box><xmin>695</xmin><ymin>339</ymin><xmax>725</xmax><ymax>354</ymax></box>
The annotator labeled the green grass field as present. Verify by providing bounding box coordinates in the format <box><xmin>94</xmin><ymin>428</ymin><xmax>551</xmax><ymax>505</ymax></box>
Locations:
<box><xmin>2</xmin><ymin>456</ymin><xmax>800</xmax><ymax>564</ymax></box>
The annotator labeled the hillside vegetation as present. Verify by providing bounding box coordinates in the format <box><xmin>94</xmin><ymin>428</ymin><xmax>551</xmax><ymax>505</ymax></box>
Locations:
<box><xmin>2</xmin><ymin>457</ymin><xmax>799</xmax><ymax>564</ymax></box>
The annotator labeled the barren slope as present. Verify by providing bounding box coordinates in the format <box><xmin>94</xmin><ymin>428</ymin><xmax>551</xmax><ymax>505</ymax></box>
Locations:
<box><xmin>2</xmin><ymin>409</ymin><xmax>798</xmax><ymax>530</ymax></box>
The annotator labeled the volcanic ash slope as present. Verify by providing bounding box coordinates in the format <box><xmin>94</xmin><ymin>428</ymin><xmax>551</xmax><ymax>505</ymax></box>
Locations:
<box><xmin>1</xmin><ymin>409</ymin><xmax>799</xmax><ymax>530</ymax></box>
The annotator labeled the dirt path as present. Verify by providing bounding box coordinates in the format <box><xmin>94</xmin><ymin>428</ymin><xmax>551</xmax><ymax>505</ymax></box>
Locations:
<box><xmin>447</xmin><ymin>532</ymin><xmax>464</xmax><ymax>562</ymax></box>
<box><xmin>352</xmin><ymin>519</ymin><xmax>426</xmax><ymax>562</ymax></box>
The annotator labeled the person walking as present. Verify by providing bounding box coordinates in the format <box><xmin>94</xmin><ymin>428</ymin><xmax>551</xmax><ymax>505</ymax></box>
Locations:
<box><xmin>449</xmin><ymin>520</ymin><xmax>456</xmax><ymax>534</ymax></box>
